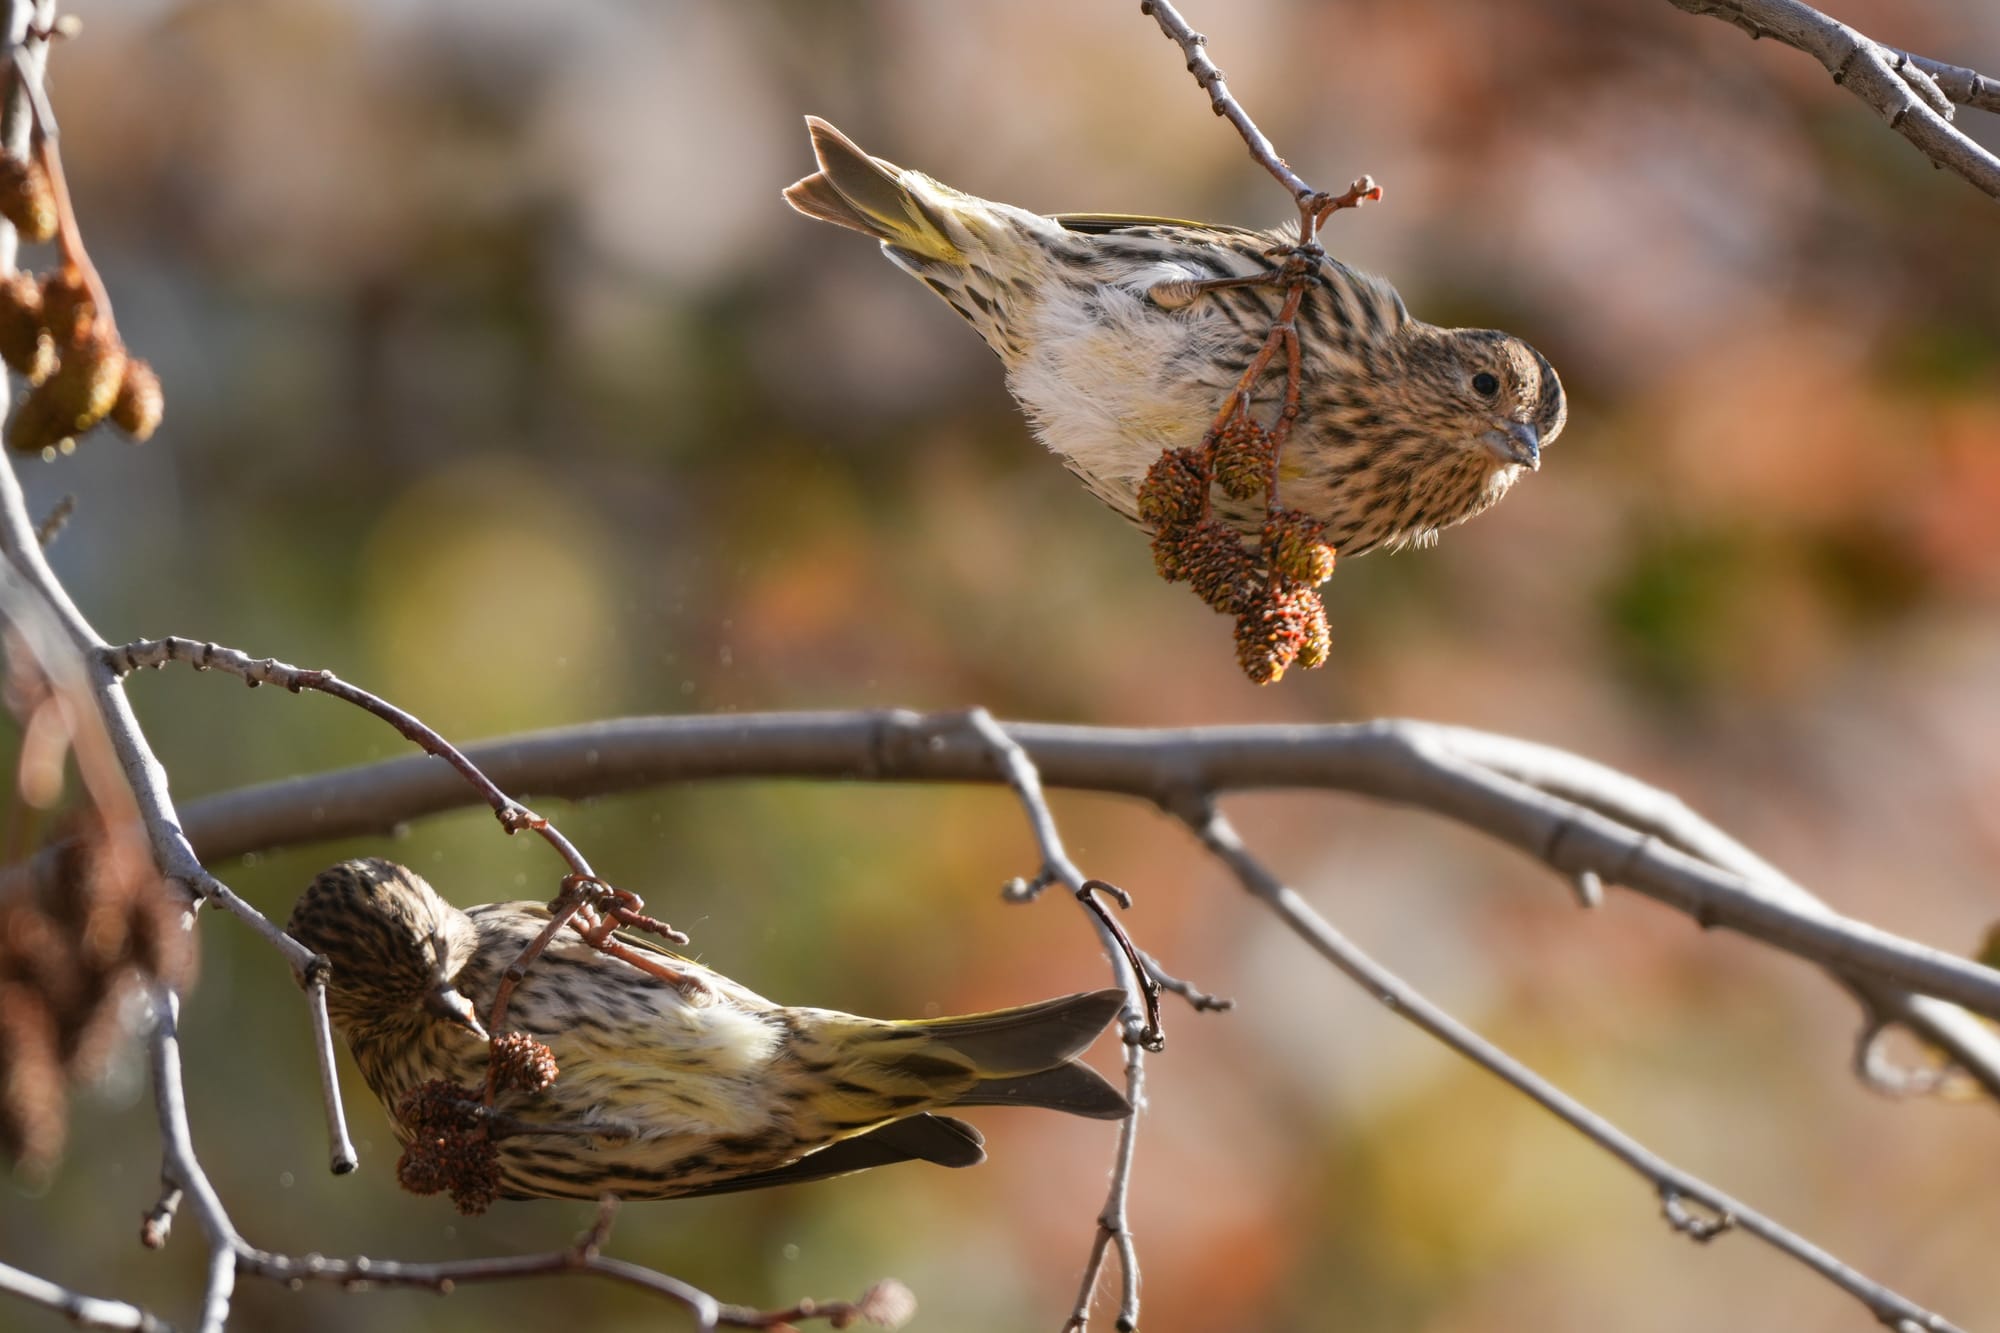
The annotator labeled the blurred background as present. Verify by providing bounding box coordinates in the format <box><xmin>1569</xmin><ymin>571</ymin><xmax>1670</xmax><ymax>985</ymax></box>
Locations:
<box><xmin>5</xmin><ymin>0</ymin><xmax>1999</xmax><ymax>1328</ymax></box>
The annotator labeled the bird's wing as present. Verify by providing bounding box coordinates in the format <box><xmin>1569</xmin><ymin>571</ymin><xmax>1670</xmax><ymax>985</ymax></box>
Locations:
<box><xmin>1054</xmin><ymin>212</ymin><xmax>1267</xmax><ymax>243</ymax></box>
<box><xmin>665</xmin><ymin>1114</ymin><xmax>988</xmax><ymax>1199</ymax></box>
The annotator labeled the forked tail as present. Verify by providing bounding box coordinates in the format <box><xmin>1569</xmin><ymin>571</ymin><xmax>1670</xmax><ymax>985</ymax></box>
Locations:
<box><xmin>915</xmin><ymin>988</ymin><xmax>1132</xmax><ymax>1120</ymax></box>
<box><xmin>782</xmin><ymin>116</ymin><xmax>964</xmax><ymax>262</ymax></box>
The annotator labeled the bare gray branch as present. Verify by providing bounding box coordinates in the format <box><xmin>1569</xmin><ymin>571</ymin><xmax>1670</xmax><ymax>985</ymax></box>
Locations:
<box><xmin>175</xmin><ymin>712</ymin><xmax>2000</xmax><ymax>1060</ymax></box>
<box><xmin>1669</xmin><ymin>0</ymin><xmax>2000</xmax><ymax>200</ymax></box>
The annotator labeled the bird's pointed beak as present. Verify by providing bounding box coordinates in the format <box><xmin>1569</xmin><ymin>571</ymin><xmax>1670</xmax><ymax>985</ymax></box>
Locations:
<box><xmin>1480</xmin><ymin>420</ymin><xmax>1541</xmax><ymax>471</ymax></box>
<box><xmin>425</xmin><ymin>982</ymin><xmax>490</xmax><ymax>1041</ymax></box>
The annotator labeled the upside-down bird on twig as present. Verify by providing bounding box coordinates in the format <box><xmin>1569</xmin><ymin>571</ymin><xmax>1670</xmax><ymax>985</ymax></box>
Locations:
<box><xmin>290</xmin><ymin>859</ymin><xmax>1130</xmax><ymax>1211</ymax></box>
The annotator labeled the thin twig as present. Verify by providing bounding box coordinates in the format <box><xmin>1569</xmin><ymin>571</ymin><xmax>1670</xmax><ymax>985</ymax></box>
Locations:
<box><xmin>98</xmin><ymin>636</ymin><xmax>701</xmax><ymax>1064</ymax></box>
<box><xmin>232</xmin><ymin>1208</ymin><xmax>912</xmax><ymax>1330</ymax></box>
<box><xmin>960</xmin><ymin>708</ymin><xmax>1165</xmax><ymax>1046</ymax></box>
<box><xmin>303</xmin><ymin>964</ymin><xmax>358</xmax><ymax>1174</ymax></box>
<box><xmin>99</xmin><ymin>637</ymin><xmax>603</xmax><ymax>880</ymax></box>
<box><xmin>150</xmin><ymin>989</ymin><xmax>240</xmax><ymax>1333</ymax></box>
<box><xmin>1667</xmin><ymin>0</ymin><xmax>2000</xmax><ymax>201</ymax></box>
<box><xmin>1174</xmin><ymin>800</ymin><xmax>1966</xmax><ymax>1333</ymax></box>
<box><xmin>1138</xmin><ymin>0</ymin><xmax>1313</xmax><ymax>204</ymax></box>
<box><xmin>139</xmin><ymin>1179</ymin><xmax>181</xmax><ymax>1251</ymax></box>
<box><xmin>10</xmin><ymin>44</ymin><xmax>115</xmax><ymax>336</ymax></box>
<box><xmin>1061</xmin><ymin>1031</ymin><xmax>1145</xmax><ymax>1333</ymax></box>
<box><xmin>1138</xmin><ymin>948</ymin><xmax>1234</xmax><ymax>1012</ymax></box>
<box><xmin>1137</xmin><ymin>0</ymin><xmax>1379</xmax><ymax>244</ymax></box>
<box><xmin>956</xmin><ymin>708</ymin><xmax>1151</xmax><ymax>1333</ymax></box>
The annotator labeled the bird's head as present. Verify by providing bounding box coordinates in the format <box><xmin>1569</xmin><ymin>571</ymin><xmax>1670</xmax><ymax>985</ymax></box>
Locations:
<box><xmin>1401</xmin><ymin>327</ymin><xmax>1567</xmax><ymax>474</ymax></box>
<box><xmin>288</xmin><ymin>858</ymin><xmax>487</xmax><ymax>1041</ymax></box>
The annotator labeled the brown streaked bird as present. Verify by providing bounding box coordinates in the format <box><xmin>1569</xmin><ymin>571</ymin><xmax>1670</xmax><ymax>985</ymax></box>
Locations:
<box><xmin>288</xmin><ymin>858</ymin><xmax>1130</xmax><ymax>1202</ymax></box>
<box><xmin>784</xmin><ymin>117</ymin><xmax>1566</xmax><ymax>556</ymax></box>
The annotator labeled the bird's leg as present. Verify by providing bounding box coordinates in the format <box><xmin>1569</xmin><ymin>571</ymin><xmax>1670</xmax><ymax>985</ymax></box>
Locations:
<box><xmin>579</xmin><ymin>929</ymin><xmax>710</xmax><ymax>999</ymax></box>
<box><xmin>586</xmin><ymin>887</ymin><xmax>691</xmax><ymax>947</ymax></box>
<box><xmin>555</xmin><ymin>881</ymin><xmax>709</xmax><ymax>997</ymax></box>
<box><xmin>1199</xmin><ymin>280</ymin><xmax>1309</xmax><ymax>445</ymax></box>
<box><xmin>1265</xmin><ymin>311</ymin><xmax>1305</xmax><ymax>509</ymax></box>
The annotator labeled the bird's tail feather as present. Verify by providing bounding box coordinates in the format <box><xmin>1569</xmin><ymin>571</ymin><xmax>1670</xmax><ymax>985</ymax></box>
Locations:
<box><xmin>912</xmin><ymin>988</ymin><xmax>1127</xmax><ymax>1071</ymax></box>
<box><xmin>954</xmin><ymin>1063</ymin><xmax>1132</xmax><ymax>1120</ymax></box>
<box><xmin>782</xmin><ymin>116</ymin><xmax>962</xmax><ymax>262</ymax></box>
<box><xmin>907</xmin><ymin>988</ymin><xmax>1131</xmax><ymax>1120</ymax></box>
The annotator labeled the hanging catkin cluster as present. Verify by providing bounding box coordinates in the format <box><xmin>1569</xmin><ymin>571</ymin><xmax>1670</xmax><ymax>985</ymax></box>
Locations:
<box><xmin>0</xmin><ymin>147</ymin><xmax>161</xmax><ymax>457</ymax></box>
<box><xmin>1140</xmin><ymin>408</ymin><xmax>1337</xmax><ymax>684</ymax></box>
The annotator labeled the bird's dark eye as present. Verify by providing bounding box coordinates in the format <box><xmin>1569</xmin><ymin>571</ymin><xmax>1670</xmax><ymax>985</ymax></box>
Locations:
<box><xmin>1472</xmin><ymin>371</ymin><xmax>1501</xmax><ymax>397</ymax></box>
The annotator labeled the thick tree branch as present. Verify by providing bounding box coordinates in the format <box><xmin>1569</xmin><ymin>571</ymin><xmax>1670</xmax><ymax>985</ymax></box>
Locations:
<box><xmin>172</xmin><ymin>711</ymin><xmax>2000</xmax><ymax>1093</ymax></box>
<box><xmin>167</xmin><ymin>712</ymin><xmax>1990</xmax><ymax>1329</ymax></box>
<box><xmin>1669</xmin><ymin>0</ymin><xmax>2000</xmax><ymax>200</ymax></box>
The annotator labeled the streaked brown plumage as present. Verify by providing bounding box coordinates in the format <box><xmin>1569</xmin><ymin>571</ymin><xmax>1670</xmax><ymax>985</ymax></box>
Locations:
<box><xmin>288</xmin><ymin>859</ymin><xmax>1130</xmax><ymax>1202</ymax></box>
<box><xmin>785</xmin><ymin>117</ymin><xmax>1568</xmax><ymax>556</ymax></box>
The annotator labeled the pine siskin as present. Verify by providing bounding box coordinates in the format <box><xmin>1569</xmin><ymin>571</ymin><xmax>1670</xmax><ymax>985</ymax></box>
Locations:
<box><xmin>288</xmin><ymin>859</ymin><xmax>1130</xmax><ymax>1203</ymax></box>
<box><xmin>784</xmin><ymin>118</ymin><xmax>1567</xmax><ymax>556</ymax></box>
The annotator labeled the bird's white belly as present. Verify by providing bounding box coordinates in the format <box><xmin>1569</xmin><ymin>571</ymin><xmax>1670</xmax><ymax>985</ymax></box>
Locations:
<box><xmin>1006</xmin><ymin>280</ymin><xmax>1247</xmax><ymax>516</ymax></box>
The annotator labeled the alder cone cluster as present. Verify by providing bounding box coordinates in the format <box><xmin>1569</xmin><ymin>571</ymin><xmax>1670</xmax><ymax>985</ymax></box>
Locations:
<box><xmin>0</xmin><ymin>151</ymin><xmax>163</xmax><ymax>456</ymax></box>
<box><xmin>1140</xmin><ymin>434</ymin><xmax>1338</xmax><ymax>684</ymax></box>
<box><xmin>0</xmin><ymin>833</ymin><xmax>191</xmax><ymax>1169</ymax></box>
<box><xmin>395</xmin><ymin>1080</ymin><xmax>502</xmax><ymax>1215</ymax></box>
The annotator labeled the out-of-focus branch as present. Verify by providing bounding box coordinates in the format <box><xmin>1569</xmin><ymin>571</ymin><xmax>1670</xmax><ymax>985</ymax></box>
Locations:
<box><xmin>1668</xmin><ymin>0</ymin><xmax>2000</xmax><ymax>201</ymax></box>
<box><xmin>1174</xmin><ymin>802</ymin><xmax>1964</xmax><ymax>1333</ymax></box>
<box><xmin>173</xmin><ymin>711</ymin><xmax>2000</xmax><ymax>1095</ymax></box>
<box><xmin>0</xmin><ymin>2</ymin><xmax>357</xmax><ymax>1177</ymax></box>
<box><xmin>0</xmin><ymin>8</ymin><xmax>908</xmax><ymax>1328</ymax></box>
<box><xmin>0</xmin><ymin>1260</ymin><xmax>168</xmax><ymax>1333</ymax></box>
